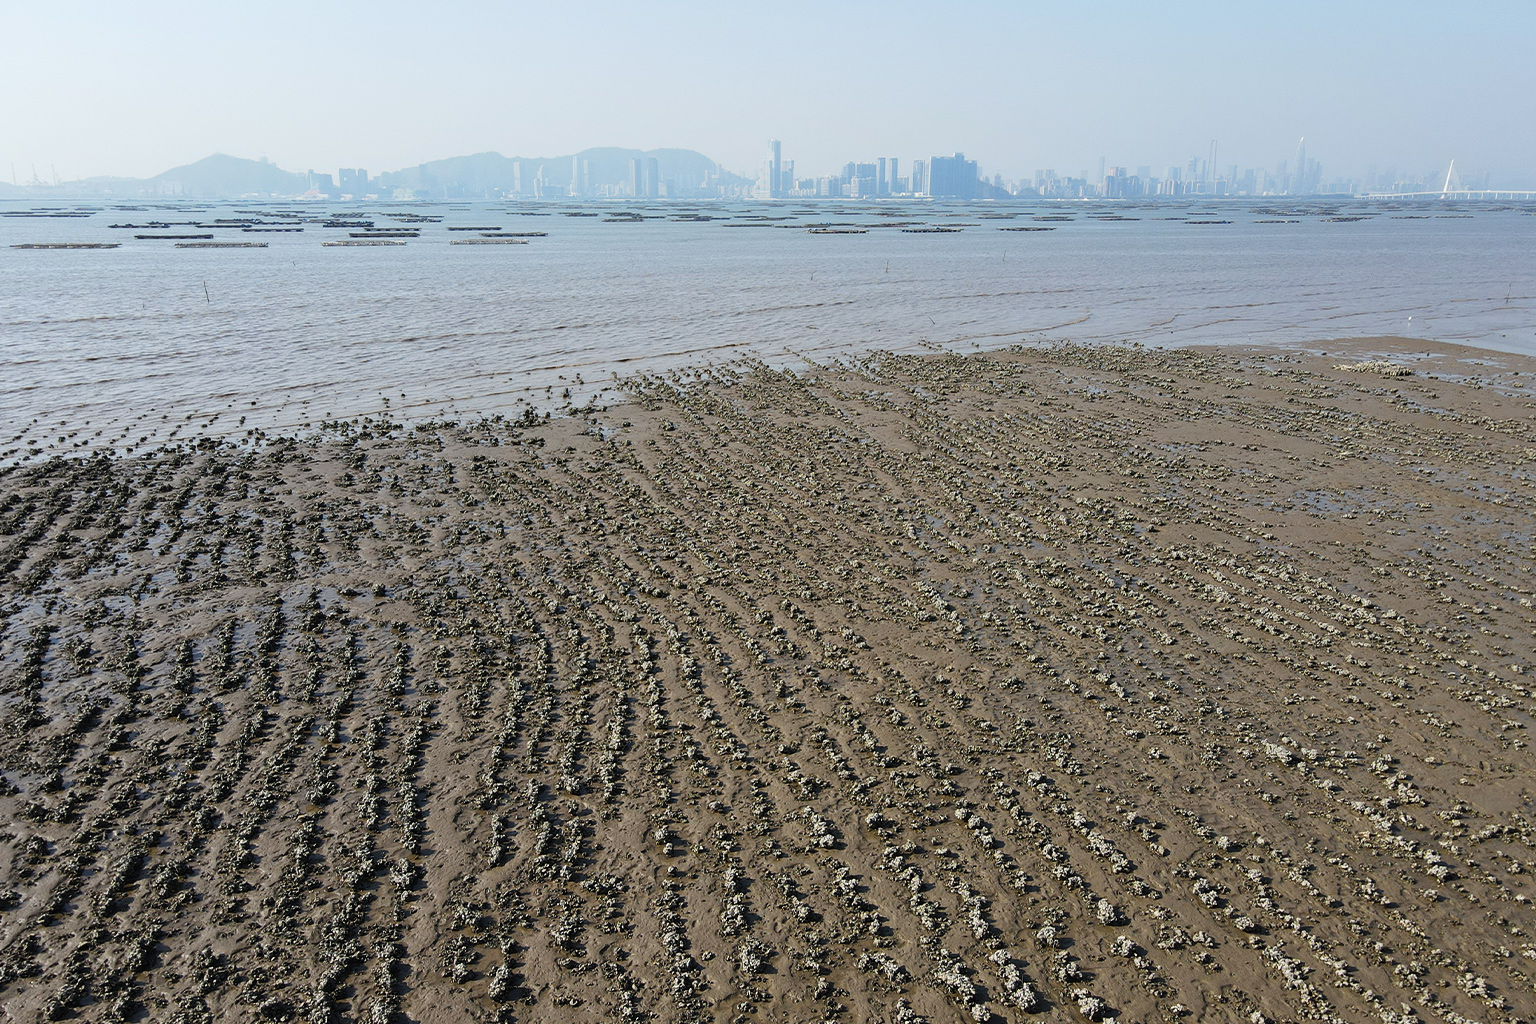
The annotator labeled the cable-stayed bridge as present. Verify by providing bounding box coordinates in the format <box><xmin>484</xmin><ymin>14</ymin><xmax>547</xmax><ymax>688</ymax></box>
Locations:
<box><xmin>1362</xmin><ymin>161</ymin><xmax>1536</xmax><ymax>199</ymax></box>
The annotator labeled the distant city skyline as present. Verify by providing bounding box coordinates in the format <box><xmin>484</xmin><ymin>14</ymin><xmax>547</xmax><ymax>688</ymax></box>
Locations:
<box><xmin>3</xmin><ymin>141</ymin><xmax>1521</xmax><ymax>201</ymax></box>
<box><xmin>4</xmin><ymin>1</ymin><xmax>1534</xmax><ymax>188</ymax></box>
<box><xmin>751</xmin><ymin>137</ymin><xmax>1500</xmax><ymax>200</ymax></box>
<box><xmin>723</xmin><ymin>132</ymin><xmax>1497</xmax><ymax>198</ymax></box>
<box><xmin>2</xmin><ymin>134</ymin><xmax>1527</xmax><ymax>199</ymax></box>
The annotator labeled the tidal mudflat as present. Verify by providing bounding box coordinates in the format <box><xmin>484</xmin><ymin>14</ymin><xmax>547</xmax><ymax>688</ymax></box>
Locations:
<box><xmin>1</xmin><ymin>339</ymin><xmax>1533</xmax><ymax>1024</ymax></box>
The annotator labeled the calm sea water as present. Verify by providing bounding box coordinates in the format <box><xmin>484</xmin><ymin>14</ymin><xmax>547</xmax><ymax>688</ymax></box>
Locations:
<box><xmin>2</xmin><ymin>197</ymin><xmax>1533</xmax><ymax>453</ymax></box>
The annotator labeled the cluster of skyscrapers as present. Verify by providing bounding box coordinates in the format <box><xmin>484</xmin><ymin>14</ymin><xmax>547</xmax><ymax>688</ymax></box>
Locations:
<box><xmin>758</xmin><ymin>141</ymin><xmax>997</xmax><ymax>199</ymax></box>
<box><xmin>570</xmin><ymin>157</ymin><xmax>666</xmax><ymax>198</ymax></box>
<box><xmin>753</xmin><ymin>138</ymin><xmax>1466</xmax><ymax>200</ymax></box>
<box><xmin>1039</xmin><ymin>139</ymin><xmax>1327</xmax><ymax>200</ymax></box>
<box><xmin>753</xmin><ymin>137</ymin><xmax>1338</xmax><ymax>200</ymax></box>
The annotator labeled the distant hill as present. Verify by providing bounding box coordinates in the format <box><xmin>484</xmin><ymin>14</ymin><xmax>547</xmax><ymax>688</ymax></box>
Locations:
<box><xmin>145</xmin><ymin>154</ymin><xmax>308</xmax><ymax>197</ymax></box>
<box><xmin>378</xmin><ymin>147</ymin><xmax>746</xmax><ymax>195</ymax></box>
<box><xmin>0</xmin><ymin>155</ymin><xmax>308</xmax><ymax>200</ymax></box>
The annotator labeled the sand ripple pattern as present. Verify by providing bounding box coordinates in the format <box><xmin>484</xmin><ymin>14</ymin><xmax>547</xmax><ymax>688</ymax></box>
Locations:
<box><xmin>0</xmin><ymin>343</ymin><xmax>1533</xmax><ymax>1024</ymax></box>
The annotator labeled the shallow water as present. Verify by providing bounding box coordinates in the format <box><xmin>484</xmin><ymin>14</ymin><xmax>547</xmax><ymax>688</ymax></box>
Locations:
<box><xmin>2</xmin><ymin>197</ymin><xmax>1533</xmax><ymax>453</ymax></box>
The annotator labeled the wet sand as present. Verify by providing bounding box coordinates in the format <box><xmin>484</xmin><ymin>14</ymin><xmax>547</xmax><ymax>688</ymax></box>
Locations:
<box><xmin>1</xmin><ymin>338</ymin><xmax>1533</xmax><ymax>1024</ymax></box>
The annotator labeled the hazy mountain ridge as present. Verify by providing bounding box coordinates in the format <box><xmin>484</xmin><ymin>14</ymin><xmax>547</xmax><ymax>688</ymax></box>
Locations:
<box><xmin>151</xmin><ymin>153</ymin><xmax>310</xmax><ymax>196</ymax></box>
<box><xmin>379</xmin><ymin>147</ymin><xmax>746</xmax><ymax>193</ymax></box>
<box><xmin>0</xmin><ymin>148</ymin><xmax>747</xmax><ymax>199</ymax></box>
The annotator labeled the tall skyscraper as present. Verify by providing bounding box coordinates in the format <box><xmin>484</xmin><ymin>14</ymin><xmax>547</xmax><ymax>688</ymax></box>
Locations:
<box><xmin>927</xmin><ymin>153</ymin><xmax>978</xmax><ymax>199</ymax></box>
<box><xmin>767</xmin><ymin>139</ymin><xmax>782</xmax><ymax>198</ymax></box>
<box><xmin>338</xmin><ymin>168</ymin><xmax>368</xmax><ymax>196</ymax></box>
<box><xmin>1294</xmin><ymin>138</ymin><xmax>1307</xmax><ymax>194</ymax></box>
<box><xmin>877</xmin><ymin>157</ymin><xmax>887</xmax><ymax>196</ymax></box>
<box><xmin>629</xmin><ymin>158</ymin><xmax>641</xmax><ymax>198</ymax></box>
<box><xmin>889</xmin><ymin>157</ymin><xmax>898</xmax><ymax>193</ymax></box>
<box><xmin>910</xmin><ymin>159</ymin><xmax>927</xmax><ymax>196</ymax></box>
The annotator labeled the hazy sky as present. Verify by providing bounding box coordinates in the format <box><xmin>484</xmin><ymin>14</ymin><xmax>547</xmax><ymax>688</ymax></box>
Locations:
<box><xmin>4</xmin><ymin>0</ymin><xmax>1534</xmax><ymax>185</ymax></box>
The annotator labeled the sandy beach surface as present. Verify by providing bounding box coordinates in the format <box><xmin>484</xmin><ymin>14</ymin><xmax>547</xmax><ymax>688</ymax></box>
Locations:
<box><xmin>1</xmin><ymin>338</ymin><xmax>1533</xmax><ymax>1024</ymax></box>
